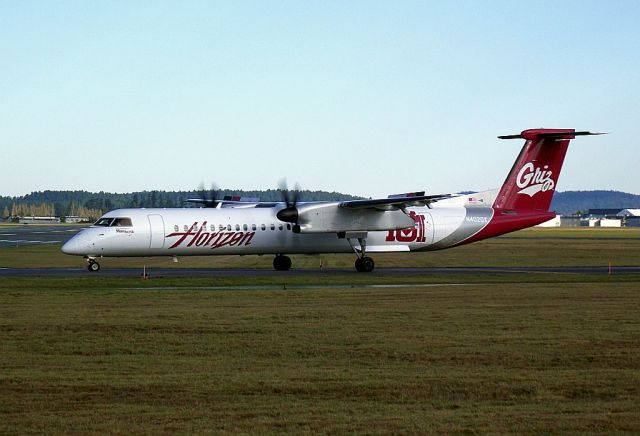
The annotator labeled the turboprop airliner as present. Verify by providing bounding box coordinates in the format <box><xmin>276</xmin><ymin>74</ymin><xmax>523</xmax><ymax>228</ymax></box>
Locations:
<box><xmin>61</xmin><ymin>128</ymin><xmax>601</xmax><ymax>272</ymax></box>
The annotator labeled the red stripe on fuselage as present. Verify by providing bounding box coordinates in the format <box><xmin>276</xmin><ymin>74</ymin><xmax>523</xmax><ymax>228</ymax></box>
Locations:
<box><xmin>456</xmin><ymin>209</ymin><xmax>555</xmax><ymax>247</ymax></box>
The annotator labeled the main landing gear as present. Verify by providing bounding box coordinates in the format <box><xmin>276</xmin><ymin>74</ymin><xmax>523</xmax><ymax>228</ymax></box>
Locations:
<box><xmin>273</xmin><ymin>254</ymin><xmax>292</xmax><ymax>271</ymax></box>
<box><xmin>347</xmin><ymin>233</ymin><xmax>375</xmax><ymax>273</ymax></box>
<box><xmin>355</xmin><ymin>256</ymin><xmax>375</xmax><ymax>273</ymax></box>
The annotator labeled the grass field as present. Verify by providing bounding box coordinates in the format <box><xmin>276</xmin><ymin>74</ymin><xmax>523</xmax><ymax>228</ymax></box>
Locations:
<box><xmin>1</xmin><ymin>228</ymin><xmax>640</xmax><ymax>433</ymax></box>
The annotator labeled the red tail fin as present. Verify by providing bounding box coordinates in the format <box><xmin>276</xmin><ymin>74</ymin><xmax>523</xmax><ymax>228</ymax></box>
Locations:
<box><xmin>494</xmin><ymin>129</ymin><xmax>601</xmax><ymax>211</ymax></box>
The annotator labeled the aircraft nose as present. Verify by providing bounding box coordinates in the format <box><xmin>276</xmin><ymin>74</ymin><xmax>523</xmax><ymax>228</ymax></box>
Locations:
<box><xmin>61</xmin><ymin>234</ymin><xmax>85</xmax><ymax>255</ymax></box>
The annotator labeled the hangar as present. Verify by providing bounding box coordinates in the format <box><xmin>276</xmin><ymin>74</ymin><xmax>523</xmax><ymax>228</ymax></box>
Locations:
<box><xmin>617</xmin><ymin>209</ymin><xmax>640</xmax><ymax>217</ymax></box>
<box><xmin>617</xmin><ymin>209</ymin><xmax>640</xmax><ymax>227</ymax></box>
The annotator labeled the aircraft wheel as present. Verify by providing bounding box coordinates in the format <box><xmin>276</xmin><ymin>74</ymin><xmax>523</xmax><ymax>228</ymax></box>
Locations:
<box><xmin>356</xmin><ymin>257</ymin><xmax>375</xmax><ymax>273</ymax></box>
<box><xmin>273</xmin><ymin>255</ymin><xmax>292</xmax><ymax>271</ymax></box>
<box><xmin>87</xmin><ymin>261</ymin><xmax>100</xmax><ymax>272</ymax></box>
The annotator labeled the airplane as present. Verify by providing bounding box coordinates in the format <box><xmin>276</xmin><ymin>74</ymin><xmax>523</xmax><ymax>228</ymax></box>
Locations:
<box><xmin>61</xmin><ymin>128</ymin><xmax>602</xmax><ymax>272</ymax></box>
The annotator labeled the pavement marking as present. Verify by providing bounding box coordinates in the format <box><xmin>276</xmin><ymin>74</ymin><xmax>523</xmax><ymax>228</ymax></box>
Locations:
<box><xmin>118</xmin><ymin>283</ymin><xmax>487</xmax><ymax>291</ymax></box>
<box><xmin>0</xmin><ymin>240</ymin><xmax>61</xmax><ymax>244</ymax></box>
<box><xmin>471</xmin><ymin>268</ymin><xmax>579</xmax><ymax>275</ymax></box>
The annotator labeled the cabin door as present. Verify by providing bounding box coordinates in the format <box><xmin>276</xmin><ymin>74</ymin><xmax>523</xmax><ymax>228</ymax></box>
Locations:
<box><xmin>148</xmin><ymin>214</ymin><xmax>165</xmax><ymax>249</ymax></box>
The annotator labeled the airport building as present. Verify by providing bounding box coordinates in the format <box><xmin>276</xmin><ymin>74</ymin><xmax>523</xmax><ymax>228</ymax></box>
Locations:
<box><xmin>587</xmin><ymin>208</ymin><xmax>624</xmax><ymax>218</ymax></box>
<box><xmin>617</xmin><ymin>209</ymin><xmax>640</xmax><ymax>227</ymax></box>
<box><xmin>617</xmin><ymin>209</ymin><xmax>640</xmax><ymax>217</ymax></box>
<box><xmin>537</xmin><ymin>215</ymin><xmax>562</xmax><ymax>227</ymax></box>
<box><xmin>64</xmin><ymin>216</ymin><xmax>92</xmax><ymax>223</ymax></box>
<box><xmin>14</xmin><ymin>215</ymin><xmax>92</xmax><ymax>224</ymax></box>
<box><xmin>595</xmin><ymin>218</ymin><xmax>622</xmax><ymax>228</ymax></box>
<box><xmin>18</xmin><ymin>216</ymin><xmax>61</xmax><ymax>224</ymax></box>
<box><xmin>537</xmin><ymin>209</ymin><xmax>640</xmax><ymax>228</ymax></box>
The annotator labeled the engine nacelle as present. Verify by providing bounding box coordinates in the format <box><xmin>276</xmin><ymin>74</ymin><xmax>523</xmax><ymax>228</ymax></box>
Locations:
<box><xmin>292</xmin><ymin>203</ymin><xmax>414</xmax><ymax>233</ymax></box>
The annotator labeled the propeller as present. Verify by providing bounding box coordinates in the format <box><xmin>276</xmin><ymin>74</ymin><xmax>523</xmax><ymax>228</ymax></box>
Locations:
<box><xmin>276</xmin><ymin>179</ymin><xmax>301</xmax><ymax>223</ymax></box>
<box><xmin>192</xmin><ymin>182</ymin><xmax>221</xmax><ymax>208</ymax></box>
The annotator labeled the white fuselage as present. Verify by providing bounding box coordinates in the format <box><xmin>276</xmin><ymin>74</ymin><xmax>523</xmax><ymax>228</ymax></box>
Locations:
<box><xmin>61</xmin><ymin>204</ymin><xmax>494</xmax><ymax>258</ymax></box>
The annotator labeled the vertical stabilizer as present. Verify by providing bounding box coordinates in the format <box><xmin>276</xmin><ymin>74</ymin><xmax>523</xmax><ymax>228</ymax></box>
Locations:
<box><xmin>494</xmin><ymin>129</ymin><xmax>599</xmax><ymax>211</ymax></box>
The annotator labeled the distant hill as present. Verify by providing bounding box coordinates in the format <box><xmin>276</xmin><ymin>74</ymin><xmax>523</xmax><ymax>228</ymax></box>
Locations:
<box><xmin>550</xmin><ymin>190</ymin><xmax>640</xmax><ymax>215</ymax></box>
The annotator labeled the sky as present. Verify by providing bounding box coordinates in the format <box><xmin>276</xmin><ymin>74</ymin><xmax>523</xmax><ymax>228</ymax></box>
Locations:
<box><xmin>1</xmin><ymin>1</ymin><xmax>639</xmax><ymax>198</ymax></box>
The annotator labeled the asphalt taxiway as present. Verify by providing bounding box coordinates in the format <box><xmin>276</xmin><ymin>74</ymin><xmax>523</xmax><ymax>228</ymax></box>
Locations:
<box><xmin>1</xmin><ymin>266</ymin><xmax>638</xmax><ymax>278</ymax></box>
<box><xmin>0</xmin><ymin>225</ymin><xmax>83</xmax><ymax>247</ymax></box>
<box><xmin>1</xmin><ymin>225</ymin><xmax>637</xmax><ymax>277</ymax></box>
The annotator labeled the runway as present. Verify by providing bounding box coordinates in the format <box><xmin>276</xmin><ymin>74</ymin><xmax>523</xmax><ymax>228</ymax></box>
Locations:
<box><xmin>0</xmin><ymin>225</ymin><xmax>83</xmax><ymax>247</ymax></box>
<box><xmin>1</xmin><ymin>265</ymin><xmax>638</xmax><ymax>277</ymax></box>
<box><xmin>0</xmin><ymin>225</ymin><xmax>638</xmax><ymax>278</ymax></box>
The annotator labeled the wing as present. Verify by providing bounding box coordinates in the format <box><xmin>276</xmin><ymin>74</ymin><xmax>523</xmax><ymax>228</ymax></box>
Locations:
<box><xmin>339</xmin><ymin>194</ymin><xmax>451</xmax><ymax>211</ymax></box>
<box><xmin>289</xmin><ymin>194</ymin><xmax>451</xmax><ymax>234</ymax></box>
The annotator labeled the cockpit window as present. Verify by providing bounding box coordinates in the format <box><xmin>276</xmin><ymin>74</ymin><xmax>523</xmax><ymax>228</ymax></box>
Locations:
<box><xmin>94</xmin><ymin>217</ymin><xmax>114</xmax><ymax>227</ymax></box>
<box><xmin>94</xmin><ymin>217</ymin><xmax>133</xmax><ymax>227</ymax></box>
<box><xmin>111</xmin><ymin>218</ymin><xmax>133</xmax><ymax>227</ymax></box>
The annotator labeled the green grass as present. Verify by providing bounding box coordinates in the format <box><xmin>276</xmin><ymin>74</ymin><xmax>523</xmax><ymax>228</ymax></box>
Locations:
<box><xmin>502</xmin><ymin>227</ymin><xmax>640</xmax><ymax>239</ymax></box>
<box><xmin>1</xmin><ymin>279</ymin><xmax>639</xmax><ymax>433</ymax></box>
<box><xmin>1</xmin><ymin>227</ymin><xmax>640</xmax><ymax>433</ymax></box>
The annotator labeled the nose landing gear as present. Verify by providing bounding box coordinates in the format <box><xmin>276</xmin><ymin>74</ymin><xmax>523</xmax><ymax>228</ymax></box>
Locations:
<box><xmin>85</xmin><ymin>257</ymin><xmax>100</xmax><ymax>272</ymax></box>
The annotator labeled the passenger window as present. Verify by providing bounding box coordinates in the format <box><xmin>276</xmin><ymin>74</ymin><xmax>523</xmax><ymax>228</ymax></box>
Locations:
<box><xmin>184</xmin><ymin>225</ymin><xmax>188</xmax><ymax>231</ymax></box>
<box><xmin>210</xmin><ymin>225</ymin><xmax>215</xmax><ymax>232</ymax></box>
<box><xmin>261</xmin><ymin>224</ymin><xmax>266</xmax><ymax>231</ymax></box>
<box><xmin>227</xmin><ymin>224</ymin><xmax>232</xmax><ymax>231</ymax></box>
<box><xmin>252</xmin><ymin>224</ymin><xmax>257</xmax><ymax>231</ymax></box>
<box><xmin>279</xmin><ymin>224</ymin><xmax>283</xmax><ymax>231</ymax></box>
<box><xmin>271</xmin><ymin>224</ymin><xmax>275</xmax><ymax>230</ymax></box>
<box><xmin>111</xmin><ymin>218</ymin><xmax>132</xmax><ymax>227</ymax></box>
<box><xmin>243</xmin><ymin>224</ymin><xmax>248</xmax><ymax>231</ymax></box>
<box><xmin>235</xmin><ymin>224</ymin><xmax>240</xmax><ymax>231</ymax></box>
<box><xmin>174</xmin><ymin>225</ymin><xmax>179</xmax><ymax>232</ymax></box>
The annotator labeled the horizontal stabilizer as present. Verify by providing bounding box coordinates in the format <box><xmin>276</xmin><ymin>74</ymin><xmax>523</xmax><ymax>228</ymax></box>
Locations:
<box><xmin>498</xmin><ymin>129</ymin><xmax>606</xmax><ymax>140</ymax></box>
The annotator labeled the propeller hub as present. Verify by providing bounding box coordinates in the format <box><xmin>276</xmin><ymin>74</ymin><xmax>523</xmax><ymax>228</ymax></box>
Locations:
<box><xmin>277</xmin><ymin>207</ymin><xmax>299</xmax><ymax>223</ymax></box>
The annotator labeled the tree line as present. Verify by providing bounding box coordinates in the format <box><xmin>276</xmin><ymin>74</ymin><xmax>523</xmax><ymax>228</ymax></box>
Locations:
<box><xmin>0</xmin><ymin>189</ymin><xmax>363</xmax><ymax>219</ymax></box>
<box><xmin>3</xmin><ymin>202</ymin><xmax>105</xmax><ymax>220</ymax></box>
